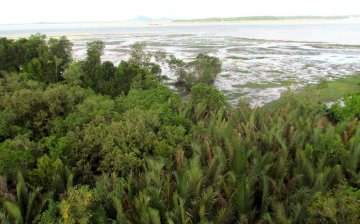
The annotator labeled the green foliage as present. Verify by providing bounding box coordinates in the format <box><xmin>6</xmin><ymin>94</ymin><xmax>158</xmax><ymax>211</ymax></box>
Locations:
<box><xmin>0</xmin><ymin>34</ymin><xmax>72</xmax><ymax>83</ymax></box>
<box><xmin>96</xmin><ymin>108</ymin><xmax>159</xmax><ymax>174</ymax></box>
<box><xmin>113</xmin><ymin>60</ymin><xmax>160</xmax><ymax>96</ymax></box>
<box><xmin>85</xmin><ymin>40</ymin><xmax>105</xmax><ymax>65</ymax></box>
<box><xmin>1</xmin><ymin>35</ymin><xmax>360</xmax><ymax>223</ymax></box>
<box><xmin>129</xmin><ymin>42</ymin><xmax>151</xmax><ymax>67</ymax></box>
<box><xmin>305</xmin><ymin>127</ymin><xmax>346</xmax><ymax>166</ymax></box>
<box><xmin>328</xmin><ymin>93</ymin><xmax>360</xmax><ymax>122</ymax></box>
<box><xmin>38</xmin><ymin>200</ymin><xmax>58</xmax><ymax>224</ymax></box>
<box><xmin>28</xmin><ymin>155</ymin><xmax>64</xmax><ymax>189</ymax></box>
<box><xmin>48</xmin><ymin>37</ymin><xmax>73</xmax><ymax>81</ymax></box>
<box><xmin>0</xmin><ymin>136</ymin><xmax>36</xmax><ymax>176</ymax></box>
<box><xmin>62</xmin><ymin>62</ymin><xmax>84</xmax><ymax>86</ymax></box>
<box><xmin>129</xmin><ymin>42</ymin><xmax>162</xmax><ymax>75</ymax></box>
<box><xmin>58</xmin><ymin>185</ymin><xmax>97</xmax><ymax>224</ymax></box>
<box><xmin>1</xmin><ymin>172</ymin><xmax>49</xmax><ymax>224</ymax></box>
<box><xmin>307</xmin><ymin>186</ymin><xmax>360</xmax><ymax>223</ymax></box>
<box><xmin>188</xmin><ymin>83</ymin><xmax>227</xmax><ymax>120</ymax></box>
<box><xmin>190</xmin><ymin>53</ymin><xmax>222</xmax><ymax>84</ymax></box>
<box><xmin>189</xmin><ymin>83</ymin><xmax>226</xmax><ymax>109</ymax></box>
<box><xmin>168</xmin><ymin>53</ymin><xmax>222</xmax><ymax>90</ymax></box>
<box><xmin>81</xmin><ymin>40</ymin><xmax>105</xmax><ymax>89</ymax></box>
<box><xmin>0</xmin><ymin>77</ymin><xmax>91</xmax><ymax>140</ymax></box>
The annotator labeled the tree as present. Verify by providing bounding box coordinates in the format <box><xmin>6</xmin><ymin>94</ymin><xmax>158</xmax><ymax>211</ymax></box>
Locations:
<box><xmin>82</xmin><ymin>40</ymin><xmax>105</xmax><ymax>90</ymax></box>
<box><xmin>112</xmin><ymin>61</ymin><xmax>159</xmax><ymax>96</ymax></box>
<box><xmin>0</xmin><ymin>136</ymin><xmax>35</xmax><ymax>176</ymax></box>
<box><xmin>20</xmin><ymin>35</ymin><xmax>73</xmax><ymax>83</ymax></box>
<box><xmin>23</xmin><ymin>34</ymin><xmax>47</xmax><ymax>64</ymax></box>
<box><xmin>0</xmin><ymin>38</ymin><xmax>13</xmax><ymax>72</ymax></box>
<box><xmin>53</xmin><ymin>56</ymin><xmax>63</xmax><ymax>82</ymax></box>
<box><xmin>129</xmin><ymin>42</ymin><xmax>162</xmax><ymax>75</ymax></box>
<box><xmin>168</xmin><ymin>53</ymin><xmax>222</xmax><ymax>90</ymax></box>
<box><xmin>101</xmin><ymin>61</ymin><xmax>116</xmax><ymax>81</ymax></box>
<box><xmin>189</xmin><ymin>83</ymin><xmax>226</xmax><ymax>112</ymax></box>
<box><xmin>62</xmin><ymin>62</ymin><xmax>84</xmax><ymax>86</ymax></box>
<box><xmin>190</xmin><ymin>53</ymin><xmax>222</xmax><ymax>85</ymax></box>
<box><xmin>48</xmin><ymin>36</ymin><xmax>73</xmax><ymax>80</ymax></box>
<box><xmin>48</xmin><ymin>37</ymin><xmax>72</xmax><ymax>66</ymax></box>
<box><xmin>85</xmin><ymin>40</ymin><xmax>105</xmax><ymax>65</ymax></box>
<box><xmin>129</xmin><ymin>42</ymin><xmax>151</xmax><ymax>67</ymax></box>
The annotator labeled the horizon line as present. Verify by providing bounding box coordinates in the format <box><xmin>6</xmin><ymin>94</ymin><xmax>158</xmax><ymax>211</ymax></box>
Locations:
<box><xmin>1</xmin><ymin>14</ymin><xmax>359</xmax><ymax>26</ymax></box>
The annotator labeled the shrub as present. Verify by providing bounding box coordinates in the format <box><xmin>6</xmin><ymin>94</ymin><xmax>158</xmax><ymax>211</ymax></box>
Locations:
<box><xmin>328</xmin><ymin>94</ymin><xmax>360</xmax><ymax>122</ymax></box>
<box><xmin>307</xmin><ymin>186</ymin><xmax>360</xmax><ymax>223</ymax></box>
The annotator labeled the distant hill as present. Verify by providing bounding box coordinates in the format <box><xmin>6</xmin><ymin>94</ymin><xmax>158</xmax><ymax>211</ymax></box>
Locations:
<box><xmin>172</xmin><ymin>15</ymin><xmax>357</xmax><ymax>23</ymax></box>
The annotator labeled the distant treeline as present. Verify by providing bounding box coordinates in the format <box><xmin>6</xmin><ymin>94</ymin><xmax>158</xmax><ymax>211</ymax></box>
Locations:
<box><xmin>173</xmin><ymin>15</ymin><xmax>354</xmax><ymax>22</ymax></box>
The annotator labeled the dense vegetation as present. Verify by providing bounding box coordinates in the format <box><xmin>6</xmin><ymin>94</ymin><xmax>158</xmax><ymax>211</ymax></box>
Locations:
<box><xmin>0</xmin><ymin>34</ymin><xmax>359</xmax><ymax>223</ymax></box>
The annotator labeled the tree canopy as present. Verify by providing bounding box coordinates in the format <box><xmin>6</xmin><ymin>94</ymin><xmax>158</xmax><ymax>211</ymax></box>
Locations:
<box><xmin>0</xmin><ymin>35</ymin><xmax>359</xmax><ymax>224</ymax></box>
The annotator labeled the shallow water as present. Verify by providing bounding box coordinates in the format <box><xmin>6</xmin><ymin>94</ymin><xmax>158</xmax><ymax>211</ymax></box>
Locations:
<box><xmin>2</xmin><ymin>20</ymin><xmax>360</xmax><ymax>105</ymax></box>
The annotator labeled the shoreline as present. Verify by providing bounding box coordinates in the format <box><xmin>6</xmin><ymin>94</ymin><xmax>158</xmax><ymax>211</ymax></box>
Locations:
<box><xmin>169</xmin><ymin>18</ymin><xmax>346</xmax><ymax>25</ymax></box>
<box><xmin>1</xmin><ymin>17</ymin><xmax>355</xmax><ymax>29</ymax></box>
<box><xmin>3</xmin><ymin>18</ymin><xmax>359</xmax><ymax>45</ymax></box>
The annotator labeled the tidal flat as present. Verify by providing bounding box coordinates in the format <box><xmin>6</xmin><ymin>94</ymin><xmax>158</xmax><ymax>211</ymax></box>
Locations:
<box><xmin>3</xmin><ymin>21</ymin><xmax>360</xmax><ymax>105</ymax></box>
<box><xmin>69</xmin><ymin>33</ymin><xmax>360</xmax><ymax>106</ymax></box>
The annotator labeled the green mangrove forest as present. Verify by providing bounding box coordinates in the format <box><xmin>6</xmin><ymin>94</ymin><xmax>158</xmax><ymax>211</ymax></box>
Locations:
<box><xmin>0</xmin><ymin>34</ymin><xmax>359</xmax><ymax>223</ymax></box>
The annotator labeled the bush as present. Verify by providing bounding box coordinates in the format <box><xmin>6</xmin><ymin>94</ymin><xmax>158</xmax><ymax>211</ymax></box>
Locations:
<box><xmin>0</xmin><ymin>136</ymin><xmax>36</xmax><ymax>175</ymax></box>
<box><xmin>308</xmin><ymin>186</ymin><xmax>360</xmax><ymax>223</ymax></box>
<box><xmin>189</xmin><ymin>83</ymin><xmax>226</xmax><ymax>111</ymax></box>
<box><xmin>58</xmin><ymin>186</ymin><xmax>100</xmax><ymax>224</ymax></box>
<box><xmin>28</xmin><ymin>155</ymin><xmax>64</xmax><ymax>188</ymax></box>
<box><xmin>328</xmin><ymin>94</ymin><xmax>360</xmax><ymax>122</ymax></box>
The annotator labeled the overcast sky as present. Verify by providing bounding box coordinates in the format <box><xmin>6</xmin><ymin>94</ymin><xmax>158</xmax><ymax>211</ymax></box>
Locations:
<box><xmin>0</xmin><ymin>0</ymin><xmax>359</xmax><ymax>24</ymax></box>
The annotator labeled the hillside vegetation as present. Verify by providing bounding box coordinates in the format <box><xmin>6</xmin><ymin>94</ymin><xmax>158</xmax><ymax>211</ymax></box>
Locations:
<box><xmin>0</xmin><ymin>34</ymin><xmax>359</xmax><ymax>223</ymax></box>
